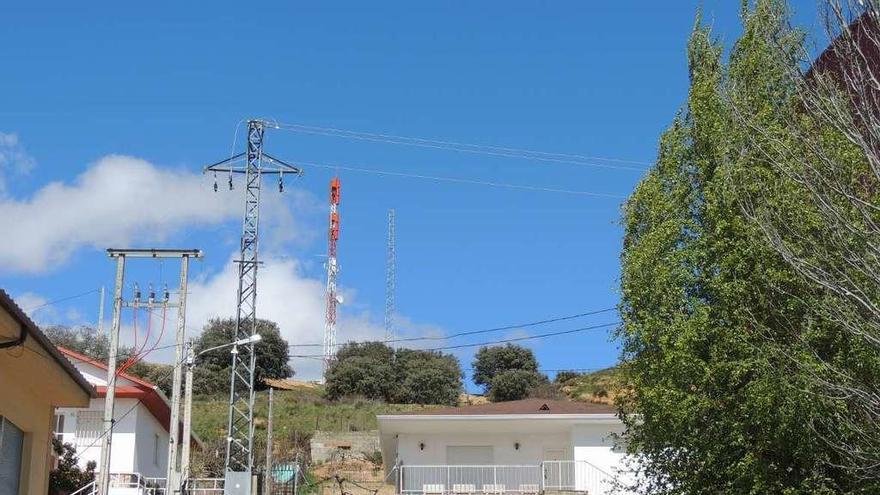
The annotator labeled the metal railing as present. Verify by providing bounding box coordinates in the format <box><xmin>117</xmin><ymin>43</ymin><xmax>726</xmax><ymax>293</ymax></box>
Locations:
<box><xmin>542</xmin><ymin>460</ymin><xmax>615</xmax><ymax>495</ymax></box>
<box><xmin>70</xmin><ymin>480</ymin><xmax>96</xmax><ymax>495</ymax></box>
<box><xmin>72</xmin><ymin>475</ymin><xmax>224</xmax><ymax>495</ymax></box>
<box><xmin>399</xmin><ymin>465</ymin><xmax>542</xmax><ymax>494</ymax></box>
<box><xmin>186</xmin><ymin>477</ymin><xmax>225</xmax><ymax>494</ymax></box>
<box><xmin>398</xmin><ymin>462</ymin><xmax>618</xmax><ymax>495</ymax></box>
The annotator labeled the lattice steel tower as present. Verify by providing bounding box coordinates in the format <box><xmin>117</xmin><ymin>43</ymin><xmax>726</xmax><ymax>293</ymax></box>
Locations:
<box><xmin>204</xmin><ymin>119</ymin><xmax>300</xmax><ymax>494</ymax></box>
<box><xmin>384</xmin><ymin>209</ymin><xmax>396</xmax><ymax>342</ymax></box>
<box><xmin>322</xmin><ymin>177</ymin><xmax>341</xmax><ymax>380</ymax></box>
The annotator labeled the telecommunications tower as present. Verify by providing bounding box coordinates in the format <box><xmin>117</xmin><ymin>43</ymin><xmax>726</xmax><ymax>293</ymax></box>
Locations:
<box><xmin>384</xmin><ymin>209</ymin><xmax>395</xmax><ymax>342</ymax></box>
<box><xmin>322</xmin><ymin>177</ymin><xmax>342</xmax><ymax>380</ymax></box>
<box><xmin>204</xmin><ymin>119</ymin><xmax>301</xmax><ymax>494</ymax></box>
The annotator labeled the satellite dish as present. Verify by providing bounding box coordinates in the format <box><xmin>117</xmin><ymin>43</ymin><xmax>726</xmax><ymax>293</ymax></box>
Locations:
<box><xmin>336</xmin><ymin>294</ymin><xmax>345</xmax><ymax>304</ymax></box>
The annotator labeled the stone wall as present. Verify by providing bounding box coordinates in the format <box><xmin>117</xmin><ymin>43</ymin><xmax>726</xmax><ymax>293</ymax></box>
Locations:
<box><xmin>310</xmin><ymin>430</ymin><xmax>381</xmax><ymax>463</ymax></box>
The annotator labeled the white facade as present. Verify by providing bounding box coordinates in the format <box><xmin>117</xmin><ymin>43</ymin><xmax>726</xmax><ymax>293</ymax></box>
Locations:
<box><xmin>56</xmin><ymin>398</ymin><xmax>168</xmax><ymax>478</ymax></box>
<box><xmin>54</xmin><ymin>350</ymin><xmax>175</xmax><ymax>480</ymax></box>
<box><xmin>378</xmin><ymin>402</ymin><xmax>635</xmax><ymax>495</ymax></box>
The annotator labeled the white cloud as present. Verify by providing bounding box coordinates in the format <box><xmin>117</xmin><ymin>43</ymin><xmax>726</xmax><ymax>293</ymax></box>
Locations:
<box><xmin>186</xmin><ymin>253</ymin><xmax>389</xmax><ymax>381</ymax></box>
<box><xmin>0</xmin><ymin>132</ymin><xmax>36</xmax><ymax>193</ymax></box>
<box><xmin>14</xmin><ymin>291</ymin><xmax>51</xmax><ymax>318</ymax></box>
<box><xmin>0</xmin><ymin>154</ymin><xmax>315</xmax><ymax>274</ymax></box>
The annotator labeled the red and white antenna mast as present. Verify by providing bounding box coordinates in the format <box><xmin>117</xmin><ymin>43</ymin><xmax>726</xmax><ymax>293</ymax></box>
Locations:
<box><xmin>322</xmin><ymin>177</ymin><xmax>342</xmax><ymax>380</ymax></box>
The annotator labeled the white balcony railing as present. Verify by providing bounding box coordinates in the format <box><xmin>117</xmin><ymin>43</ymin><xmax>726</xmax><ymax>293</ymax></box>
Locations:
<box><xmin>399</xmin><ymin>465</ymin><xmax>543</xmax><ymax>494</ymax></box>
<box><xmin>399</xmin><ymin>461</ymin><xmax>617</xmax><ymax>495</ymax></box>
<box><xmin>542</xmin><ymin>460</ymin><xmax>615</xmax><ymax>495</ymax></box>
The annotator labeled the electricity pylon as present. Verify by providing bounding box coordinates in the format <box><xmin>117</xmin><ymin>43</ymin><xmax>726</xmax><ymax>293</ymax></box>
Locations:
<box><xmin>204</xmin><ymin>119</ymin><xmax>300</xmax><ymax>494</ymax></box>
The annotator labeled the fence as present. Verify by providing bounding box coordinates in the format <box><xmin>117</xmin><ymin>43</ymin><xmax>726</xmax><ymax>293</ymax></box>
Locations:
<box><xmin>399</xmin><ymin>465</ymin><xmax>542</xmax><ymax>494</ymax></box>
<box><xmin>398</xmin><ymin>462</ymin><xmax>616</xmax><ymax>495</ymax></box>
<box><xmin>541</xmin><ymin>461</ymin><xmax>615</xmax><ymax>495</ymax></box>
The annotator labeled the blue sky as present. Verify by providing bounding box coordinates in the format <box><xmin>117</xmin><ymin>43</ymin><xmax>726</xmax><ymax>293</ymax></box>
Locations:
<box><xmin>0</xmin><ymin>1</ymin><xmax>821</xmax><ymax>385</ymax></box>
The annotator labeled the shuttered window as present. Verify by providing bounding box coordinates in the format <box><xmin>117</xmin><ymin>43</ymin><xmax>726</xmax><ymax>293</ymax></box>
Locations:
<box><xmin>0</xmin><ymin>415</ymin><xmax>24</xmax><ymax>495</ymax></box>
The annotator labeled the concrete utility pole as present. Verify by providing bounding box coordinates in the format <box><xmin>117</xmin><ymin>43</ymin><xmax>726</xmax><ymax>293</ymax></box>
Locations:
<box><xmin>167</xmin><ymin>253</ymin><xmax>196</xmax><ymax>493</ymax></box>
<box><xmin>98</xmin><ymin>249</ymin><xmax>201</xmax><ymax>495</ymax></box>
<box><xmin>180</xmin><ymin>334</ymin><xmax>262</xmax><ymax>489</ymax></box>
<box><xmin>264</xmin><ymin>388</ymin><xmax>274</xmax><ymax>495</ymax></box>
<box><xmin>98</xmin><ymin>285</ymin><xmax>106</xmax><ymax>336</ymax></box>
<box><xmin>181</xmin><ymin>339</ymin><xmax>195</xmax><ymax>491</ymax></box>
<box><xmin>97</xmin><ymin>255</ymin><xmax>125</xmax><ymax>495</ymax></box>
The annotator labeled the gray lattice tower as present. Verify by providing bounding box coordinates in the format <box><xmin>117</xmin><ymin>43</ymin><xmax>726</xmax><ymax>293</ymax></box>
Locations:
<box><xmin>384</xmin><ymin>209</ymin><xmax>396</xmax><ymax>342</ymax></box>
<box><xmin>204</xmin><ymin>120</ymin><xmax>300</xmax><ymax>493</ymax></box>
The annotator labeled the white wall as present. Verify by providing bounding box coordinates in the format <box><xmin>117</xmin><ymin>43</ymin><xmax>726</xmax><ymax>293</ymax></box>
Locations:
<box><xmin>56</xmin><ymin>398</ymin><xmax>154</xmax><ymax>475</ymax></box>
<box><xmin>133</xmin><ymin>401</ymin><xmax>168</xmax><ymax>478</ymax></box>
<box><xmin>397</xmin><ymin>432</ymin><xmax>571</xmax><ymax>466</ymax></box>
<box><xmin>570</xmin><ymin>423</ymin><xmax>625</xmax><ymax>474</ymax></box>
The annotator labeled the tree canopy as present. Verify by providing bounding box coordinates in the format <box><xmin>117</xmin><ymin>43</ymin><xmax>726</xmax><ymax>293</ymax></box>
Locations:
<box><xmin>193</xmin><ymin>317</ymin><xmax>292</xmax><ymax>395</ymax></box>
<box><xmin>43</xmin><ymin>325</ymin><xmax>175</xmax><ymax>395</ymax></box>
<box><xmin>618</xmin><ymin>1</ymin><xmax>880</xmax><ymax>493</ymax></box>
<box><xmin>325</xmin><ymin>342</ymin><xmax>462</xmax><ymax>405</ymax></box>
<box><xmin>472</xmin><ymin>344</ymin><xmax>547</xmax><ymax>401</ymax></box>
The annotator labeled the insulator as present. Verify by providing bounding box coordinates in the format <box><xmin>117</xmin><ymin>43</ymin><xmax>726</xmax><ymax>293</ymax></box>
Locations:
<box><xmin>148</xmin><ymin>284</ymin><xmax>155</xmax><ymax>303</ymax></box>
<box><xmin>279</xmin><ymin>174</ymin><xmax>284</xmax><ymax>192</ymax></box>
<box><xmin>213</xmin><ymin>172</ymin><xmax>218</xmax><ymax>192</ymax></box>
<box><xmin>228</xmin><ymin>175</ymin><xmax>233</xmax><ymax>191</ymax></box>
<box><xmin>134</xmin><ymin>283</ymin><xmax>141</xmax><ymax>302</ymax></box>
<box><xmin>163</xmin><ymin>284</ymin><xmax>170</xmax><ymax>302</ymax></box>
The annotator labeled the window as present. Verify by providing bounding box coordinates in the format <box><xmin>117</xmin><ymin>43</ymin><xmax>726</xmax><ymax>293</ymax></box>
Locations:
<box><xmin>54</xmin><ymin>414</ymin><xmax>65</xmax><ymax>442</ymax></box>
<box><xmin>75</xmin><ymin>410</ymin><xmax>103</xmax><ymax>451</ymax></box>
<box><xmin>153</xmin><ymin>434</ymin><xmax>160</xmax><ymax>466</ymax></box>
<box><xmin>0</xmin><ymin>415</ymin><xmax>24</xmax><ymax>495</ymax></box>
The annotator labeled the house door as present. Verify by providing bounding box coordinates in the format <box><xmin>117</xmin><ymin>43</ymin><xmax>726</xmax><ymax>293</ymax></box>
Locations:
<box><xmin>542</xmin><ymin>448</ymin><xmax>573</xmax><ymax>489</ymax></box>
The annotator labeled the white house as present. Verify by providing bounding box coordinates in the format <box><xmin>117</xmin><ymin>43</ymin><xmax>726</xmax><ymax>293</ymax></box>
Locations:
<box><xmin>54</xmin><ymin>347</ymin><xmax>199</xmax><ymax>481</ymax></box>
<box><xmin>378</xmin><ymin>399</ymin><xmax>636</xmax><ymax>495</ymax></box>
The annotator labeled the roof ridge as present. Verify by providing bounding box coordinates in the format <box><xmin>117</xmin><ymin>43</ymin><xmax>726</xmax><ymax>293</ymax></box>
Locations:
<box><xmin>57</xmin><ymin>345</ymin><xmax>157</xmax><ymax>390</ymax></box>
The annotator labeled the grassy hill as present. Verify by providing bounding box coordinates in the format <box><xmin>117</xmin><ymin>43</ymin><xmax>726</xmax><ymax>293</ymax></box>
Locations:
<box><xmin>560</xmin><ymin>367</ymin><xmax>623</xmax><ymax>405</ymax></box>
<box><xmin>191</xmin><ymin>369</ymin><xmax>625</xmax><ymax>445</ymax></box>
<box><xmin>191</xmin><ymin>384</ymin><xmax>439</xmax><ymax>443</ymax></box>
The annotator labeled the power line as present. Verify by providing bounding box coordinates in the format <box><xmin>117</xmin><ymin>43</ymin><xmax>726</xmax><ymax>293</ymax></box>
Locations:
<box><xmin>290</xmin><ymin>320</ymin><xmax>620</xmax><ymax>358</ymax></box>
<box><xmin>272</xmin><ymin>122</ymin><xmax>651</xmax><ymax>171</ymax></box>
<box><xmin>22</xmin><ymin>288</ymin><xmax>101</xmax><ymax>312</ymax></box>
<box><xmin>297</xmin><ymin>160</ymin><xmax>627</xmax><ymax>198</ymax></box>
<box><xmin>289</xmin><ymin>307</ymin><xmax>617</xmax><ymax>348</ymax></box>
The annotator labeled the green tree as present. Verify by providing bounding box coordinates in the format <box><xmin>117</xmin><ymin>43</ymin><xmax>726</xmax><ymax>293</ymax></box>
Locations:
<box><xmin>43</xmin><ymin>325</ymin><xmax>172</xmax><ymax>394</ymax></box>
<box><xmin>472</xmin><ymin>344</ymin><xmax>539</xmax><ymax>394</ymax></box>
<box><xmin>193</xmin><ymin>318</ymin><xmax>292</xmax><ymax>395</ymax></box>
<box><xmin>325</xmin><ymin>354</ymin><xmax>396</xmax><ymax>401</ymax></box>
<box><xmin>488</xmin><ymin>369</ymin><xmax>541</xmax><ymax>401</ymax></box>
<box><xmin>553</xmin><ymin>370</ymin><xmax>583</xmax><ymax>385</ymax></box>
<box><xmin>325</xmin><ymin>342</ymin><xmax>462</xmax><ymax>405</ymax></box>
<box><xmin>617</xmin><ymin>1</ymin><xmax>877</xmax><ymax>493</ymax></box>
<box><xmin>49</xmin><ymin>439</ymin><xmax>96</xmax><ymax>495</ymax></box>
<box><xmin>395</xmin><ymin>348</ymin><xmax>463</xmax><ymax>405</ymax></box>
<box><xmin>43</xmin><ymin>325</ymin><xmax>110</xmax><ymax>360</ymax></box>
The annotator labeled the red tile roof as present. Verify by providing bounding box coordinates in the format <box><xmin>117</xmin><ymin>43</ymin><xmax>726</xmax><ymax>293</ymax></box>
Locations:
<box><xmin>397</xmin><ymin>398</ymin><xmax>616</xmax><ymax>416</ymax></box>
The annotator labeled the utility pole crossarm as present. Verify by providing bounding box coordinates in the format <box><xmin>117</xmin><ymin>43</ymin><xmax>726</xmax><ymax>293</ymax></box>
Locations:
<box><xmin>107</xmin><ymin>248</ymin><xmax>203</xmax><ymax>259</ymax></box>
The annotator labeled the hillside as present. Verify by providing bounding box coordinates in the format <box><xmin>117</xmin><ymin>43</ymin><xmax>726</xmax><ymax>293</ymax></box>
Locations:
<box><xmin>191</xmin><ymin>385</ymin><xmax>440</xmax><ymax>443</ymax></box>
<box><xmin>560</xmin><ymin>367</ymin><xmax>623</xmax><ymax>405</ymax></box>
<box><xmin>191</xmin><ymin>369</ymin><xmax>624</xmax><ymax>444</ymax></box>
